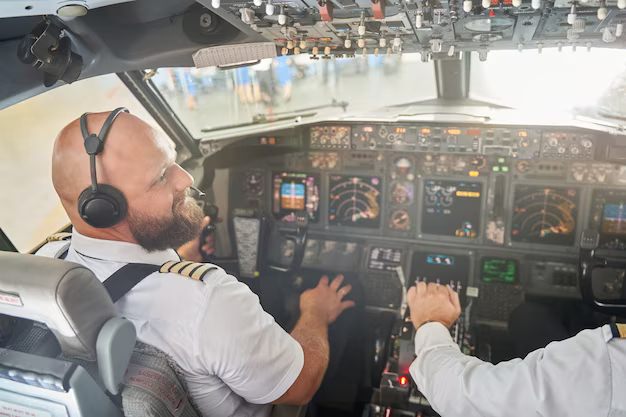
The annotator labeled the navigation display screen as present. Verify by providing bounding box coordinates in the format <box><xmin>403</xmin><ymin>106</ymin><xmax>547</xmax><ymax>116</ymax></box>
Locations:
<box><xmin>602</xmin><ymin>204</ymin><xmax>626</xmax><ymax>235</ymax></box>
<box><xmin>368</xmin><ymin>247</ymin><xmax>403</xmax><ymax>271</ymax></box>
<box><xmin>329</xmin><ymin>175</ymin><xmax>382</xmax><ymax>228</ymax></box>
<box><xmin>481</xmin><ymin>258</ymin><xmax>518</xmax><ymax>283</ymax></box>
<box><xmin>590</xmin><ymin>190</ymin><xmax>626</xmax><ymax>249</ymax></box>
<box><xmin>421</xmin><ymin>180</ymin><xmax>482</xmax><ymax>238</ymax></box>
<box><xmin>511</xmin><ymin>186</ymin><xmax>578</xmax><ymax>246</ymax></box>
<box><xmin>272</xmin><ymin>172</ymin><xmax>320</xmax><ymax>223</ymax></box>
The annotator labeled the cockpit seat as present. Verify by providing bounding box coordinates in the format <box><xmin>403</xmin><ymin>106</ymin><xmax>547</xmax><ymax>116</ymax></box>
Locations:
<box><xmin>0</xmin><ymin>251</ymin><xmax>201</xmax><ymax>417</ymax></box>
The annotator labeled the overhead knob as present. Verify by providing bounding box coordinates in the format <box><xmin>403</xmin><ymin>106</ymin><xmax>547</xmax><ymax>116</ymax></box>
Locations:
<box><xmin>300</xmin><ymin>40</ymin><xmax>307</xmax><ymax>49</ymax></box>
<box><xmin>379</xmin><ymin>37</ymin><xmax>387</xmax><ymax>47</ymax></box>
<box><xmin>253</xmin><ymin>0</ymin><xmax>263</xmax><ymax>6</ymax></box>
<box><xmin>212</xmin><ymin>0</ymin><xmax>220</xmax><ymax>8</ymax></box>
<box><xmin>598</xmin><ymin>0</ymin><xmax>607</xmax><ymax>19</ymax></box>
<box><xmin>531</xmin><ymin>0</ymin><xmax>541</xmax><ymax>9</ymax></box>
<box><xmin>619</xmin><ymin>0</ymin><xmax>626</xmax><ymax>9</ymax></box>
<box><xmin>482</xmin><ymin>0</ymin><xmax>490</xmax><ymax>8</ymax></box>
<box><xmin>463</xmin><ymin>0</ymin><xmax>473</xmax><ymax>12</ymax></box>
<box><xmin>240</xmin><ymin>8</ymin><xmax>255</xmax><ymax>24</ymax></box>
<box><xmin>266</xmin><ymin>0</ymin><xmax>275</xmax><ymax>15</ymax></box>
<box><xmin>430</xmin><ymin>38</ymin><xmax>442</xmax><ymax>52</ymax></box>
<box><xmin>602</xmin><ymin>26</ymin><xmax>616</xmax><ymax>42</ymax></box>
<box><xmin>567</xmin><ymin>4</ymin><xmax>577</xmax><ymax>25</ymax></box>
<box><xmin>324</xmin><ymin>45</ymin><xmax>331</xmax><ymax>55</ymax></box>
<box><xmin>278</xmin><ymin>12</ymin><xmax>287</xmax><ymax>25</ymax></box>
<box><xmin>358</xmin><ymin>38</ymin><xmax>366</xmax><ymax>48</ymax></box>
<box><xmin>415</xmin><ymin>12</ymin><xmax>424</xmax><ymax>28</ymax></box>
<box><xmin>572</xmin><ymin>19</ymin><xmax>585</xmax><ymax>33</ymax></box>
<box><xmin>512</xmin><ymin>0</ymin><xmax>522</xmax><ymax>6</ymax></box>
<box><xmin>345</xmin><ymin>38</ymin><xmax>352</xmax><ymax>48</ymax></box>
<box><xmin>312</xmin><ymin>46</ymin><xmax>319</xmax><ymax>54</ymax></box>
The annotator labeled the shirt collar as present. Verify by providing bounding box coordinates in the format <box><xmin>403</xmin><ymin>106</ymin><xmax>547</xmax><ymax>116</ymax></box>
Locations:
<box><xmin>70</xmin><ymin>229</ymin><xmax>180</xmax><ymax>265</ymax></box>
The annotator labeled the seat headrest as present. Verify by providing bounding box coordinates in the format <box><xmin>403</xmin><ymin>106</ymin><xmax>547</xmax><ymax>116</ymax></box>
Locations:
<box><xmin>0</xmin><ymin>251</ymin><xmax>116</xmax><ymax>360</ymax></box>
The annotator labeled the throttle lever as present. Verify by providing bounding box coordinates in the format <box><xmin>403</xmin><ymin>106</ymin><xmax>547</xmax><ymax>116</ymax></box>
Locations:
<box><xmin>579</xmin><ymin>229</ymin><xmax>626</xmax><ymax>314</ymax></box>
<box><xmin>284</xmin><ymin>211</ymin><xmax>309</xmax><ymax>274</ymax></box>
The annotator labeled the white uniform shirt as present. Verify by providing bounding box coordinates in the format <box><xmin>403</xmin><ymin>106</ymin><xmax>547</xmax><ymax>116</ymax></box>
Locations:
<box><xmin>38</xmin><ymin>231</ymin><xmax>304</xmax><ymax>417</ymax></box>
<box><xmin>409</xmin><ymin>322</ymin><xmax>626</xmax><ymax>417</ymax></box>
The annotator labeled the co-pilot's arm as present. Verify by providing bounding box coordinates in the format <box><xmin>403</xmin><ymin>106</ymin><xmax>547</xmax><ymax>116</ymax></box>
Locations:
<box><xmin>407</xmin><ymin>283</ymin><xmax>613</xmax><ymax>417</ymax></box>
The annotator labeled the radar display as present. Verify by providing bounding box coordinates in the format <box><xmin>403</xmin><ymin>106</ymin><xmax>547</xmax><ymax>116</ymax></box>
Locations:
<box><xmin>511</xmin><ymin>186</ymin><xmax>578</xmax><ymax>245</ymax></box>
<box><xmin>329</xmin><ymin>175</ymin><xmax>382</xmax><ymax>228</ymax></box>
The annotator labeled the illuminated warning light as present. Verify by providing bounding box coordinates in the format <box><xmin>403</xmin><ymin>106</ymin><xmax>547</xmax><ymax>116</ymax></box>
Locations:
<box><xmin>446</xmin><ymin>129</ymin><xmax>461</xmax><ymax>135</ymax></box>
<box><xmin>518</xmin><ymin>131</ymin><xmax>528</xmax><ymax>137</ymax></box>
<box><xmin>361</xmin><ymin>136</ymin><xmax>366</xmax><ymax>141</ymax></box>
<box><xmin>467</xmin><ymin>129</ymin><xmax>481</xmax><ymax>136</ymax></box>
<box><xmin>489</xmin><ymin>9</ymin><xmax>495</xmax><ymax>16</ymax></box>
<box><xmin>330</xmin><ymin>215</ymin><xmax>335</xmax><ymax>220</ymax></box>
<box><xmin>398</xmin><ymin>376</ymin><xmax>408</xmax><ymax>386</ymax></box>
<box><xmin>269</xmin><ymin>137</ymin><xmax>276</xmax><ymax>145</ymax></box>
<box><xmin>395</xmin><ymin>127</ymin><xmax>407</xmax><ymax>134</ymax></box>
<box><xmin>469</xmin><ymin>170</ymin><xmax>480</xmax><ymax>177</ymax></box>
<box><xmin>421</xmin><ymin>128</ymin><xmax>431</xmax><ymax>134</ymax></box>
<box><xmin>363</xmin><ymin>126</ymin><xmax>374</xmax><ymax>133</ymax></box>
<box><xmin>384</xmin><ymin>408</ymin><xmax>392</xmax><ymax>417</ymax></box>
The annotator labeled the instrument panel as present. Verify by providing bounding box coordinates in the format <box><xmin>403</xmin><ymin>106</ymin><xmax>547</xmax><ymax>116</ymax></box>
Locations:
<box><xmin>229</xmin><ymin>121</ymin><xmax>626</xmax><ymax>317</ymax></box>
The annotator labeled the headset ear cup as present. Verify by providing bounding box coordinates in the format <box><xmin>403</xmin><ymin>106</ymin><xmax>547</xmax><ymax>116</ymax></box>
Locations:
<box><xmin>77</xmin><ymin>184</ymin><xmax>128</xmax><ymax>228</ymax></box>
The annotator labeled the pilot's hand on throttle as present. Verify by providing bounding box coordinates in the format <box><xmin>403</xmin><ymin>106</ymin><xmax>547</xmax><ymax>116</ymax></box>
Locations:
<box><xmin>300</xmin><ymin>275</ymin><xmax>356</xmax><ymax>325</ymax></box>
<box><xmin>177</xmin><ymin>216</ymin><xmax>215</xmax><ymax>262</ymax></box>
<box><xmin>407</xmin><ymin>282</ymin><xmax>461</xmax><ymax>330</ymax></box>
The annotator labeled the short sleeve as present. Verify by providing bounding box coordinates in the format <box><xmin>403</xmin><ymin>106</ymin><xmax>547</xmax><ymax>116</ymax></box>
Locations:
<box><xmin>196</xmin><ymin>272</ymin><xmax>304</xmax><ymax>404</ymax></box>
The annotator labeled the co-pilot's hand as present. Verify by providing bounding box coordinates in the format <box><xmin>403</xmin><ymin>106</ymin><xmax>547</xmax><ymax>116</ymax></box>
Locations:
<box><xmin>300</xmin><ymin>275</ymin><xmax>356</xmax><ymax>325</ymax></box>
<box><xmin>177</xmin><ymin>216</ymin><xmax>217</xmax><ymax>262</ymax></box>
<box><xmin>407</xmin><ymin>282</ymin><xmax>461</xmax><ymax>330</ymax></box>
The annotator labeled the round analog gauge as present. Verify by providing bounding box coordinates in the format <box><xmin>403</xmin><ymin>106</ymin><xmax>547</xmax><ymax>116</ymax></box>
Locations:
<box><xmin>243</xmin><ymin>172</ymin><xmax>264</xmax><ymax>196</ymax></box>
<box><xmin>471</xmin><ymin>156</ymin><xmax>487</xmax><ymax>170</ymax></box>
<box><xmin>391</xmin><ymin>182</ymin><xmax>414</xmax><ymax>205</ymax></box>
<box><xmin>392</xmin><ymin>157</ymin><xmax>414</xmax><ymax>180</ymax></box>
<box><xmin>390</xmin><ymin>209</ymin><xmax>411</xmax><ymax>231</ymax></box>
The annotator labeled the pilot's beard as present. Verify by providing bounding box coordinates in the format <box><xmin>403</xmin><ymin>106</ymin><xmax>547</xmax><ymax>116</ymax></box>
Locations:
<box><xmin>127</xmin><ymin>193</ymin><xmax>204</xmax><ymax>253</ymax></box>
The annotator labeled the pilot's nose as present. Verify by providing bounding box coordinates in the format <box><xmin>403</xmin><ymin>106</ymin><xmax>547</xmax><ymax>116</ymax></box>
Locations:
<box><xmin>171</xmin><ymin>164</ymin><xmax>194</xmax><ymax>192</ymax></box>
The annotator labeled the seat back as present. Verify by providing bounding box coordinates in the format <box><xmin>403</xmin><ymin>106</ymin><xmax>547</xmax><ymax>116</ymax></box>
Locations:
<box><xmin>0</xmin><ymin>251</ymin><xmax>200</xmax><ymax>417</ymax></box>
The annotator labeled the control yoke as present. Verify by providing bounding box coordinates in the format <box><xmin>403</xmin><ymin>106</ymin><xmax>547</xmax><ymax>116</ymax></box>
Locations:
<box><xmin>283</xmin><ymin>210</ymin><xmax>309</xmax><ymax>275</ymax></box>
<box><xmin>579</xmin><ymin>230</ymin><xmax>626</xmax><ymax>316</ymax></box>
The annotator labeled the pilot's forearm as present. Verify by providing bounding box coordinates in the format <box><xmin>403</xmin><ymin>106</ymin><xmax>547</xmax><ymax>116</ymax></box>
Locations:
<box><xmin>274</xmin><ymin>311</ymin><xmax>329</xmax><ymax>405</ymax></box>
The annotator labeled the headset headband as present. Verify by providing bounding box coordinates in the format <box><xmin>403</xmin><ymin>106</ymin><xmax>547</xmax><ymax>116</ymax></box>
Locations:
<box><xmin>79</xmin><ymin>107</ymin><xmax>129</xmax><ymax>193</ymax></box>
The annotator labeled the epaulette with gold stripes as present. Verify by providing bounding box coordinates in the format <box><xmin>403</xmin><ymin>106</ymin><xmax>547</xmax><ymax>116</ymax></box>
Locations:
<box><xmin>47</xmin><ymin>232</ymin><xmax>72</xmax><ymax>242</ymax></box>
<box><xmin>159</xmin><ymin>261</ymin><xmax>216</xmax><ymax>282</ymax></box>
<box><xmin>610</xmin><ymin>323</ymin><xmax>626</xmax><ymax>339</ymax></box>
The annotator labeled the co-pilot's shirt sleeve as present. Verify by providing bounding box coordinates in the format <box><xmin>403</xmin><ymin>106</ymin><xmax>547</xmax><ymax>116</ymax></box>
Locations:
<box><xmin>196</xmin><ymin>273</ymin><xmax>304</xmax><ymax>405</ymax></box>
<box><xmin>409</xmin><ymin>322</ymin><xmax>614</xmax><ymax>417</ymax></box>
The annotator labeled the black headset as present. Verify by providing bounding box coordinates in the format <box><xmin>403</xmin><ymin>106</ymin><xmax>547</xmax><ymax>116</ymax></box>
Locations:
<box><xmin>77</xmin><ymin>107</ymin><xmax>129</xmax><ymax>228</ymax></box>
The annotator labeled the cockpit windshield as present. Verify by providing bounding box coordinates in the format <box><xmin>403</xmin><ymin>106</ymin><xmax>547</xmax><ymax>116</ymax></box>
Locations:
<box><xmin>151</xmin><ymin>49</ymin><xmax>626</xmax><ymax>139</ymax></box>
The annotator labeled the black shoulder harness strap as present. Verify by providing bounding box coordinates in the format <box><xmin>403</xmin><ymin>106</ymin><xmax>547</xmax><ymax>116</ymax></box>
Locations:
<box><xmin>103</xmin><ymin>263</ymin><xmax>160</xmax><ymax>303</ymax></box>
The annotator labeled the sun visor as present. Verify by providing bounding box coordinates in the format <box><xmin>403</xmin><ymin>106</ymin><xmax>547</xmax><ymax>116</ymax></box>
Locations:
<box><xmin>192</xmin><ymin>42</ymin><xmax>277</xmax><ymax>68</ymax></box>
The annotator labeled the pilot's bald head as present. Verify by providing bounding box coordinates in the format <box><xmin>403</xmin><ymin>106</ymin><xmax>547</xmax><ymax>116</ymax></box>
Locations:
<box><xmin>52</xmin><ymin>110</ymin><xmax>203</xmax><ymax>251</ymax></box>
